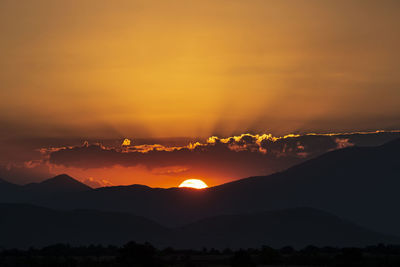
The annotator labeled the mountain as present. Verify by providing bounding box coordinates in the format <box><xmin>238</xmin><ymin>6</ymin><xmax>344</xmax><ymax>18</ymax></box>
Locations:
<box><xmin>0</xmin><ymin>203</ymin><xmax>166</xmax><ymax>249</ymax></box>
<box><xmin>0</xmin><ymin>174</ymin><xmax>92</xmax><ymax>202</ymax></box>
<box><xmin>23</xmin><ymin>174</ymin><xmax>92</xmax><ymax>193</ymax></box>
<box><xmin>28</xmin><ymin>139</ymin><xmax>400</xmax><ymax>236</ymax></box>
<box><xmin>0</xmin><ymin>177</ymin><xmax>22</xmax><ymax>202</ymax></box>
<box><xmin>169</xmin><ymin>207</ymin><xmax>399</xmax><ymax>249</ymax></box>
<box><xmin>0</xmin><ymin>204</ymin><xmax>396</xmax><ymax>249</ymax></box>
<box><xmin>204</xmin><ymin>137</ymin><xmax>400</xmax><ymax>235</ymax></box>
<box><xmin>2</xmin><ymin>139</ymin><xmax>400</xmax><ymax>237</ymax></box>
<box><xmin>0</xmin><ymin>177</ymin><xmax>18</xmax><ymax>188</ymax></box>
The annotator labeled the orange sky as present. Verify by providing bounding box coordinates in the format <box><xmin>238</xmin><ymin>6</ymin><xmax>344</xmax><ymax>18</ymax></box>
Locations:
<box><xmin>1</xmin><ymin>0</ymin><xmax>399</xmax><ymax>141</ymax></box>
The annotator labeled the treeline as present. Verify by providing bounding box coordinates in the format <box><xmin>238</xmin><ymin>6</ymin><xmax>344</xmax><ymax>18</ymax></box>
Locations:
<box><xmin>1</xmin><ymin>242</ymin><xmax>400</xmax><ymax>266</ymax></box>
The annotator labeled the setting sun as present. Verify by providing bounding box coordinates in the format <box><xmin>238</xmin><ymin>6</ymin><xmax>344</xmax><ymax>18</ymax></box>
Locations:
<box><xmin>179</xmin><ymin>179</ymin><xmax>208</xmax><ymax>189</ymax></box>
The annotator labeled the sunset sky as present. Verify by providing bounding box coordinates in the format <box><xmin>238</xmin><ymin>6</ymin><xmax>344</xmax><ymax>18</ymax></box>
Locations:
<box><xmin>1</xmin><ymin>0</ymin><xmax>399</xmax><ymax>187</ymax></box>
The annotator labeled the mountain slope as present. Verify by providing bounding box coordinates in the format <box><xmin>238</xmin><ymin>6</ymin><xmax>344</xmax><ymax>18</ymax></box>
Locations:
<box><xmin>0</xmin><ymin>177</ymin><xmax>18</xmax><ymax>188</ymax></box>
<box><xmin>0</xmin><ymin>203</ymin><xmax>166</xmax><ymax>249</ymax></box>
<box><xmin>169</xmin><ymin>207</ymin><xmax>399</xmax><ymax>249</ymax></box>
<box><xmin>0</xmin><ymin>177</ymin><xmax>22</xmax><ymax>202</ymax></box>
<box><xmin>203</xmin><ymin>138</ymin><xmax>400</xmax><ymax>235</ymax></box>
<box><xmin>23</xmin><ymin>174</ymin><xmax>92</xmax><ymax>193</ymax></box>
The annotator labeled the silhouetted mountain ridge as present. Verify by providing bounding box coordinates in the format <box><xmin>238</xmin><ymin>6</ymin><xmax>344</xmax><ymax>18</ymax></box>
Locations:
<box><xmin>0</xmin><ymin>177</ymin><xmax>17</xmax><ymax>186</ymax></box>
<box><xmin>1</xmin><ymin>139</ymin><xmax>400</xmax><ymax>239</ymax></box>
<box><xmin>0</xmin><ymin>174</ymin><xmax>92</xmax><ymax>202</ymax></box>
<box><xmin>24</xmin><ymin>174</ymin><xmax>92</xmax><ymax>193</ymax></box>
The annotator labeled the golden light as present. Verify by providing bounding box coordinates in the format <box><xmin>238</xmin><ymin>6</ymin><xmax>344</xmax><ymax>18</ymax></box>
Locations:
<box><xmin>121</xmin><ymin>138</ymin><xmax>131</xmax><ymax>146</ymax></box>
<box><xmin>179</xmin><ymin>179</ymin><xmax>208</xmax><ymax>189</ymax></box>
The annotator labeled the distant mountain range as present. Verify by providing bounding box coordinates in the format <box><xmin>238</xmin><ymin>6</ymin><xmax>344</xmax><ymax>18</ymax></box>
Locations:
<box><xmin>0</xmin><ymin>204</ymin><xmax>396</xmax><ymax>249</ymax></box>
<box><xmin>1</xmin><ymin>138</ymin><xmax>399</xmax><ymax>248</ymax></box>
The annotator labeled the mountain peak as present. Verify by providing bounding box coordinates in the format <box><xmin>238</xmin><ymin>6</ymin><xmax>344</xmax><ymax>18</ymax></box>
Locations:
<box><xmin>42</xmin><ymin>174</ymin><xmax>79</xmax><ymax>184</ymax></box>
<box><xmin>43</xmin><ymin>174</ymin><xmax>92</xmax><ymax>189</ymax></box>
<box><xmin>25</xmin><ymin>174</ymin><xmax>92</xmax><ymax>193</ymax></box>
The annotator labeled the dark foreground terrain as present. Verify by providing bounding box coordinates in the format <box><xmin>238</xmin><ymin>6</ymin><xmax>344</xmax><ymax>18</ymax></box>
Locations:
<box><xmin>1</xmin><ymin>203</ymin><xmax>397</xmax><ymax>249</ymax></box>
<box><xmin>1</xmin><ymin>242</ymin><xmax>400</xmax><ymax>267</ymax></box>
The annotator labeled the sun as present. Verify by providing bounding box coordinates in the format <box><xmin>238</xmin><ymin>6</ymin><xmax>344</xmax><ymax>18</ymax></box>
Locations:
<box><xmin>179</xmin><ymin>179</ymin><xmax>208</xmax><ymax>189</ymax></box>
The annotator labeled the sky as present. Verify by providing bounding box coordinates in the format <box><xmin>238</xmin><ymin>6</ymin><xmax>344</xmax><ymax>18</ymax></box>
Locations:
<box><xmin>1</xmin><ymin>0</ymin><xmax>400</xmax><ymax>140</ymax></box>
<box><xmin>0</xmin><ymin>0</ymin><xmax>399</xmax><ymax>187</ymax></box>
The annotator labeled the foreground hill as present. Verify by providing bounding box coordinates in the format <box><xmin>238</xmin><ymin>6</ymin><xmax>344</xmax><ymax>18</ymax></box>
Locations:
<box><xmin>0</xmin><ymin>204</ymin><xmax>396</xmax><ymax>249</ymax></box>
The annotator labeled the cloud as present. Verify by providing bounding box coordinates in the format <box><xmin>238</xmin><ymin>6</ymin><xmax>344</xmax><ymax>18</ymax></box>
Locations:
<box><xmin>3</xmin><ymin>130</ymin><xmax>398</xmax><ymax>187</ymax></box>
<box><xmin>82</xmin><ymin>177</ymin><xmax>113</xmax><ymax>188</ymax></box>
<box><xmin>334</xmin><ymin>138</ymin><xmax>354</xmax><ymax>149</ymax></box>
<box><xmin>45</xmin><ymin>131</ymin><xmax>400</xmax><ymax>184</ymax></box>
<box><xmin>151</xmin><ymin>166</ymin><xmax>189</xmax><ymax>176</ymax></box>
<box><xmin>0</xmin><ymin>162</ymin><xmax>52</xmax><ymax>184</ymax></box>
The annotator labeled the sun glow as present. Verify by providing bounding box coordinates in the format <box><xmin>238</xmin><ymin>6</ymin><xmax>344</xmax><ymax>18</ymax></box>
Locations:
<box><xmin>179</xmin><ymin>179</ymin><xmax>208</xmax><ymax>189</ymax></box>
